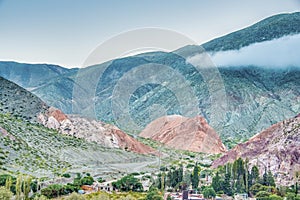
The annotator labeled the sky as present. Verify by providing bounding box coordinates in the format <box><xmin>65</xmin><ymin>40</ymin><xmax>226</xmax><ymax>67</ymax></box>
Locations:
<box><xmin>0</xmin><ymin>0</ymin><xmax>299</xmax><ymax>68</ymax></box>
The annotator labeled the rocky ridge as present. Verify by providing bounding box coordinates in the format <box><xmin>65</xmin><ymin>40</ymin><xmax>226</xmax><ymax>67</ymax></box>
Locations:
<box><xmin>140</xmin><ymin>115</ymin><xmax>227</xmax><ymax>154</ymax></box>
<box><xmin>38</xmin><ymin>107</ymin><xmax>155</xmax><ymax>154</ymax></box>
<box><xmin>212</xmin><ymin>114</ymin><xmax>300</xmax><ymax>185</ymax></box>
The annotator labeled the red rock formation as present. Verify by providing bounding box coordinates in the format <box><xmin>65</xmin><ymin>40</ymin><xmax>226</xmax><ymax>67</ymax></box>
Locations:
<box><xmin>140</xmin><ymin>115</ymin><xmax>227</xmax><ymax>154</ymax></box>
<box><xmin>38</xmin><ymin>107</ymin><xmax>156</xmax><ymax>155</ymax></box>
<box><xmin>212</xmin><ymin>114</ymin><xmax>300</xmax><ymax>185</ymax></box>
<box><xmin>112</xmin><ymin>129</ymin><xmax>155</xmax><ymax>154</ymax></box>
<box><xmin>47</xmin><ymin>107</ymin><xmax>68</xmax><ymax>122</ymax></box>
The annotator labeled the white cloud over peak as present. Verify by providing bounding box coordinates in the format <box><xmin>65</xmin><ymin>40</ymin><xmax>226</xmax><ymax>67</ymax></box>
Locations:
<box><xmin>208</xmin><ymin>34</ymin><xmax>300</xmax><ymax>68</ymax></box>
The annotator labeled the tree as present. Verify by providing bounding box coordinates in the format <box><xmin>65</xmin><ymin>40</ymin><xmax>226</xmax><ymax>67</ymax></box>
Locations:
<box><xmin>15</xmin><ymin>175</ymin><xmax>23</xmax><ymax>200</ymax></box>
<box><xmin>183</xmin><ymin>171</ymin><xmax>192</xmax><ymax>190</ymax></box>
<box><xmin>223</xmin><ymin>172</ymin><xmax>233</xmax><ymax>196</ymax></box>
<box><xmin>267</xmin><ymin>171</ymin><xmax>276</xmax><ymax>187</ymax></box>
<box><xmin>23</xmin><ymin>176</ymin><xmax>32</xmax><ymax>200</ymax></box>
<box><xmin>212</xmin><ymin>171</ymin><xmax>222</xmax><ymax>192</ymax></box>
<box><xmin>80</xmin><ymin>176</ymin><xmax>94</xmax><ymax>185</ymax></box>
<box><xmin>0</xmin><ymin>186</ymin><xmax>13</xmax><ymax>200</ymax></box>
<box><xmin>203</xmin><ymin>187</ymin><xmax>216</xmax><ymax>199</ymax></box>
<box><xmin>251</xmin><ymin>165</ymin><xmax>260</xmax><ymax>185</ymax></box>
<box><xmin>33</xmin><ymin>195</ymin><xmax>48</xmax><ymax>200</ymax></box>
<box><xmin>192</xmin><ymin>163</ymin><xmax>199</xmax><ymax>189</ymax></box>
<box><xmin>5</xmin><ymin>176</ymin><xmax>12</xmax><ymax>191</ymax></box>
<box><xmin>112</xmin><ymin>175</ymin><xmax>143</xmax><ymax>192</ymax></box>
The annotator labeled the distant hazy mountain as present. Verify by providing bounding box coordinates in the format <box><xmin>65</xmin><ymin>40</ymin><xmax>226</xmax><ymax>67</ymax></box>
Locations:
<box><xmin>212</xmin><ymin>114</ymin><xmax>300</xmax><ymax>186</ymax></box>
<box><xmin>0</xmin><ymin>12</ymin><xmax>300</xmax><ymax>147</ymax></box>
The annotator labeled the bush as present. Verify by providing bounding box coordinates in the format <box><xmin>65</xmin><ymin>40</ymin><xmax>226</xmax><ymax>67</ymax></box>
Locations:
<box><xmin>120</xmin><ymin>195</ymin><xmax>137</xmax><ymax>200</ymax></box>
<box><xmin>90</xmin><ymin>193</ymin><xmax>109</xmax><ymax>200</ymax></box>
<box><xmin>0</xmin><ymin>186</ymin><xmax>13</xmax><ymax>200</ymax></box>
<box><xmin>286</xmin><ymin>192</ymin><xmax>296</xmax><ymax>200</ymax></box>
<box><xmin>256</xmin><ymin>191</ymin><xmax>271</xmax><ymax>200</ymax></box>
<box><xmin>203</xmin><ymin>187</ymin><xmax>216</xmax><ymax>199</ymax></box>
<box><xmin>65</xmin><ymin>192</ymin><xmax>86</xmax><ymax>200</ymax></box>
<box><xmin>81</xmin><ymin>176</ymin><xmax>94</xmax><ymax>185</ymax></box>
<box><xmin>41</xmin><ymin>184</ymin><xmax>65</xmax><ymax>198</ymax></box>
<box><xmin>146</xmin><ymin>188</ymin><xmax>162</xmax><ymax>200</ymax></box>
<box><xmin>63</xmin><ymin>173</ymin><xmax>71</xmax><ymax>178</ymax></box>
<box><xmin>33</xmin><ymin>195</ymin><xmax>48</xmax><ymax>200</ymax></box>
<box><xmin>269</xmin><ymin>194</ymin><xmax>283</xmax><ymax>200</ymax></box>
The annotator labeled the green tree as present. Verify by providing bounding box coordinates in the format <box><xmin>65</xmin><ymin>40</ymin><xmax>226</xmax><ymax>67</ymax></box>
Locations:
<box><xmin>15</xmin><ymin>175</ymin><xmax>23</xmax><ymax>200</ymax></box>
<box><xmin>80</xmin><ymin>176</ymin><xmax>94</xmax><ymax>185</ymax></box>
<box><xmin>203</xmin><ymin>187</ymin><xmax>216</xmax><ymax>199</ymax></box>
<box><xmin>5</xmin><ymin>176</ymin><xmax>12</xmax><ymax>191</ymax></box>
<box><xmin>23</xmin><ymin>176</ymin><xmax>32</xmax><ymax>200</ymax></box>
<box><xmin>192</xmin><ymin>163</ymin><xmax>199</xmax><ymax>189</ymax></box>
<box><xmin>223</xmin><ymin>172</ymin><xmax>233</xmax><ymax>196</ymax></box>
<box><xmin>112</xmin><ymin>175</ymin><xmax>143</xmax><ymax>192</ymax></box>
<box><xmin>0</xmin><ymin>186</ymin><xmax>13</xmax><ymax>200</ymax></box>
<box><xmin>183</xmin><ymin>171</ymin><xmax>192</xmax><ymax>190</ymax></box>
<box><xmin>212</xmin><ymin>171</ymin><xmax>222</xmax><ymax>192</ymax></box>
<box><xmin>267</xmin><ymin>171</ymin><xmax>276</xmax><ymax>187</ymax></box>
<box><xmin>251</xmin><ymin>165</ymin><xmax>260</xmax><ymax>184</ymax></box>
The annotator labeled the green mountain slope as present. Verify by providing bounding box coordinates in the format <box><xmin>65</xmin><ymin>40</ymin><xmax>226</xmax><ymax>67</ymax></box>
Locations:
<box><xmin>0</xmin><ymin>77</ymin><xmax>156</xmax><ymax>178</ymax></box>
<box><xmin>202</xmin><ymin>12</ymin><xmax>300</xmax><ymax>51</ymax></box>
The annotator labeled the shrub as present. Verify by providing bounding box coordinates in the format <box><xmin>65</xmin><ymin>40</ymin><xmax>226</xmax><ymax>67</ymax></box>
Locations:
<box><xmin>203</xmin><ymin>187</ymin><xmax>216</xmax><ymax>199</ymax></box>
<box><xmin>0</xmin><ymin>186</ymin><xmax>13</xmax><ymax>200</ymax></box>
<box><xmin>256</xmin><ymin>191</ymin><xmax>271</xmax><ymax>200</ymax></box>
<box><xmin>269</xmin><ymin>194</ymin><xmax>283</xmax><ymax>200</ymax></box>
<box><xmin>65</xmin><ymin>192</ymin><xmax>86</xmax><ymax>200</ymax></box>
<box><xmin>33</xmin><ymin>195</ymin><xmax>48</xmax><ymax>200</ymax></box>
<box><xmin>63</xmin><ymin>173</ymin><xmax>71</xmax><ymax>178</ymax></box>
<box><xmin>81</xmin><ymin>176</ymin><xmax>94</xmax><ymax>185</ymax></box>
<box><xmin>41</xmin><ymin>184</ymin><xmax>65</xmax><ymax>198</ymax></box>
<box><xmin>286</xmin><ymin>192</ymin><xmax>296</xmax><ymax>200</ymax></box>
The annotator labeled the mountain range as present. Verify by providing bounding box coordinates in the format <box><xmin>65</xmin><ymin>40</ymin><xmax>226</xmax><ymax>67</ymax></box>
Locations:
<box><xmin>0</xmin><ymin>12</ymin><xmax>300</xmax><ymax>147</ymax></box>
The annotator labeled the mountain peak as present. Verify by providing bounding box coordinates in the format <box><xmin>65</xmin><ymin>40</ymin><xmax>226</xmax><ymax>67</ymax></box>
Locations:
<box><xmin>140</xmin><ymin>115</ymin><xmax>227</xmax><ymax>154</ymax></box>
<box><xmin>202</xmin><ymin>12</ymin><xmax>300</xmax><ymax>51</ymax></box>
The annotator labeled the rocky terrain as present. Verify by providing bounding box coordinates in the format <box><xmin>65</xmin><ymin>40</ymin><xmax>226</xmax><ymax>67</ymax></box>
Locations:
<box><xmin>212</xmin><ymin>114</ymin><xmax>300</xmax><ymax>185</ymax></box>
<box><xmin>0</xmin><ymin>76</ymin><xmax>157</xmax><ymax>177</ymax></box>
<box><xmin>0</xmin><ymin>12</ymin><xmax>299</xmax><ymax>147</ymax></box>
<box><xmin>0</xmin><ymin>76</ymin><xmax>49</xmax><ymax>122</ymax></box>
<box><xmin>38</xmin><ymin>107</ymin><xmax>155</xmax><ymax>154</ymax></box>
<box><xmin>140</xmin><ymin>115</ymin><xmax>227</xmax><ymax>154</ymax></box>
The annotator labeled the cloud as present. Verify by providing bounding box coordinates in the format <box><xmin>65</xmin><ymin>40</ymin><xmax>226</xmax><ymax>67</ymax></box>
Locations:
<box><xmin>208</xmin><ymin>34</ymin><xmax>300</xmax><ymax>68</ymax></box>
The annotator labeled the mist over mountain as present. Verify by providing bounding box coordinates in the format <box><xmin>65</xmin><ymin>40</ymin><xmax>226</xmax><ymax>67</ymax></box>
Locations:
<box><xmin>209</xmin><ymin>34</ymin><xmax>300</xmax><ymax>68</ymax></box>
<box><xmin>0</xmin><ymin>12</ymin><xmax>299</xmax><ymax>147</ymax></box>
